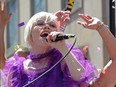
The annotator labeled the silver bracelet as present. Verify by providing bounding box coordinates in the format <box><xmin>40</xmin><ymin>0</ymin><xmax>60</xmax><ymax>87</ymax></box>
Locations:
<box><xmin>96</xmin><ymin>23</ymin><xmax>104</xmax><ymax>30</ymax></box>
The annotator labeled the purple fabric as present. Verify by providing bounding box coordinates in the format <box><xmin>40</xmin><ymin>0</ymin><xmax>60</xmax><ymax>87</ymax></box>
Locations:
<box><xmin>2</xmin><ymin>43</ymin><xmax>98</xmax><ymax>87</ymax></box>
<box><xmin>27</xmin><ymin>48</ymin><xmax>55</xmax><ymax>60</ymax></box>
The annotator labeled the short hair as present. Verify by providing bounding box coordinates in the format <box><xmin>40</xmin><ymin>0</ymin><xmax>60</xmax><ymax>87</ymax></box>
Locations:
<box><xmin>24</xmin><ymin>12</ymin><xmax>57</xmax><ymax>49</ymax></box>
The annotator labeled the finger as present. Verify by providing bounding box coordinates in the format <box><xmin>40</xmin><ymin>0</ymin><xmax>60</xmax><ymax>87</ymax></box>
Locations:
<box><xmin>88</xmin><ymin>19</ymin><xmax>94</xmax><ymax>23</ymax></box>
<box><xmin>63</xmin><ymin>14</ymin><xmax>70</xmax><ymax>23</ymax></box>
<box><xmin>62</xmin><ymin>18</ymin><xmax>69</xmax><ymax>27</ymax></box>
<box><xmin>57</xmin><ymin>14</ymin><xmax>63</xmax><ymax>21</ymax></box>
<box><xmin>83</xmin><ymin>23</ymin><xmax>88</xmax><ymax>28</ymax></box>
<box><xmin>8</xmin><ymin>12</ymin><xmax>13</xmax><ymax>20</ymax></box>
<box><xmin>62</xmin><ymin>18</ymin><xmax>70</xmax><ymax>25</ymax></box>
<box><xmin>55</xmin><ymin>11</ymin><xmax>64</xmax><ymax>17</ymax></box>
<box><xmin>63</xmin><ymin>11</ymin><xmax>71</xmax><ymax>15</ymax></box>
<box><xmin>79</xmin><ymin>14</ymin><xmax>90</xmax><ymax>23</ymax></box>
<box><xmin>56</xmin><ymin>11</ymin><xmax>70</xmax><ymax>19</ymax></box>
<box><xmin>77</xmin><ymin>21</ymin><xmax>87</xmax><ymax>28</ymax></box>
<box><xmin>52</xmin><ymin>33</ymin><xmax>57</xmax><ymax>41</ymax></box>
<box><xmin>61</xmin><ymin>12</ymin><xmax>70</xmax><ymax>19</ymax></box>
<box><xmin>83</xmin><ymin>14</ymin><xmax>94</xmax><ymax>23</ymax></box>
<box><xmin>55</xmin><ymin>10</ymin><xmax>70</xmax><ymax>15</ymax></box>
<box><xmin>54</xmin><ymin>10</ymin><xmax>61</xmax><ymax>15</ymax></box>
<box><xmin>77</xmin><ymin>21</ymin><xmax>84</xmax><ymax>25</ymax></box>
<box><xmin>61</xmin><ymin>14</ymin><xmax>70</xmax><ymax>24</ymax></box>
<box><xmin>47</xmin><ymin>36</ymin><xmax>51</xmax><ymax>43</ymax></box>
<box><xmin>55</xmin><ymin>11</ymin><xmax>70</xmax><ymax>22</ymax></box>
<box><xmin>53</xmin><ymin>32</ymin><xmax>62</xmax><ymax>41</ymax></box>
<box><xmin>0</xmin><ymin>0</ymin><xmax>1</xmax><ymax>11</ymax></box>
<box><xmin>61</xmin><ymin>14</ymin><xmax>66</xmax><ymax>23</ymax></box>
<box><xmin>47</xmin><ymin>33</ymin><xmax>52</xmax><ymax>43</ymax></box>
<box><xmin>49</xmin><ymin>32</ymin><xmax>56</xmax><ymax>41</ymax></box>
<box><xmin>86</xmin><ymin>14</ymin><xmax>92</xmax><ymax>19</ymax></box>
<box><xmin>3</xmin><ymin>1</ymin><xmax>7</xmax><ymax>12</ymax></box>
<box><xmin>50</xmin><ymin>31</ymin><xmax>61</xmax><ymax>42</ymax></box>
<box><xmin>7</xmin><ymin>13</ymin><xmax>13</xmax><ymax>22</ymax></box>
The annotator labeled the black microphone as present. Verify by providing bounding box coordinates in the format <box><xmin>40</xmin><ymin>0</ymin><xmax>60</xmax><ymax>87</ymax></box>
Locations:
<box><xmin>54</xmin><ymin>34</ymin><xmax>75</xmax><ymax>42</ymax></box>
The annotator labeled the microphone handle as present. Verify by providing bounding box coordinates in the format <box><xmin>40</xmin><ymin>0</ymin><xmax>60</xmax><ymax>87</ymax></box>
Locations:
<box><xmin>54</xmin><ymin>34</ymin><xmax>75</xmax><ymax>42</ymax></box>
<box><xmin>55</xmin><ymin>35</ymin><xmax>69</xmax><ymax>42</ymax></box>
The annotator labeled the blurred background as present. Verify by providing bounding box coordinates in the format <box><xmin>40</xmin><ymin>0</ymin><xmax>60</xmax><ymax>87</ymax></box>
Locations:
<box><xmin>5</xmin><ymin>0</ymin><xmax>115</xmax><ymax>70</ymax></box>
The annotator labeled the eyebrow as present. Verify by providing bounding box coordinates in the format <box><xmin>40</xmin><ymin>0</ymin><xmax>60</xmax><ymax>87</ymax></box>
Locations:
<box><xmin>36</xmin><ymin>19</ymin><xmax>57</xmax><ymax>25</ymax></box>
<box><xmin>36</xmin><ymin>19</ymin><xmax>44</xmax><ymax>22</ymax></box>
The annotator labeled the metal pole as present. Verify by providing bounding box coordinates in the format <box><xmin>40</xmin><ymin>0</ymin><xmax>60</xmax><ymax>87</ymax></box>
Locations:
<box><xmin>109</xmin><ymin>0</ymin><xmax>115</xmax><ymax>37</ymax></box>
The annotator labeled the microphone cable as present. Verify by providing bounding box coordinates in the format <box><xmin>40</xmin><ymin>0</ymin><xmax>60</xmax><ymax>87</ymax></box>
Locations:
<box><xmin>23</xmin><ymin>36</ymin><xmax>77</xmax><ymax>87</ymax></box>
<box><xmin>23</xmin><ymin>1</ymin><xmax>76</xmax><ymax>86</ymax></box>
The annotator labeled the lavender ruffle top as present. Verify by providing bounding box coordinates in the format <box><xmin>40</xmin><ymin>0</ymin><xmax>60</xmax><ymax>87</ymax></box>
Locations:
<box><xmin>1</xmin><ymin>44</ymin><xmax>98</xmax><ymax>87</ymax></box>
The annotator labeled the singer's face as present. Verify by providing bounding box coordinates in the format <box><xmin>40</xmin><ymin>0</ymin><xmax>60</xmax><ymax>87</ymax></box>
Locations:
<box><xmin>30</xmin><ymin>17</ymin><xmax>58</xmax><ymax>47</ymax></box>
<box><xmin>33</xmin><ymin>19</ymin><xmax>57</xmax><ymax>38</ymax></box>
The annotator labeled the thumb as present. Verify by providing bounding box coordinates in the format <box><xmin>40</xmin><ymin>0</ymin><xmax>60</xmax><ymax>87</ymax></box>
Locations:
<box><xmin>8</xmin><ymin>12</ymin><xmax>13</xmax><ymax>20</ymax></box>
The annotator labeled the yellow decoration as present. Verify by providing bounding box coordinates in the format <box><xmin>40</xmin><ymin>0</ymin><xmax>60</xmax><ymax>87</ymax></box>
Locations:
<box><xmin>14</xmin><ymin>45</ymin><xmax>24</xmax><ymax>51</ymax></box>
<box><xmin>65</xmin><ymin>0</ymin><xmax>75</xmax><ymax>11</ymax></box>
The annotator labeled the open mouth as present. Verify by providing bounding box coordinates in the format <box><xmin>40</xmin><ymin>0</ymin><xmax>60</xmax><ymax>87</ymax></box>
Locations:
<box><xmin>40</xmin><ymin>32</ymin><xmax>49</xmax><ymax>38</ymax></box>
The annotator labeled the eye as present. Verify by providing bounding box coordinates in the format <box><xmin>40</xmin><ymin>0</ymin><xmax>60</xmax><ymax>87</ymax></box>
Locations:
<box><xmin>36</xmin><ymin>20</ymin><xmax>45</xmax><ymax>26</ymax></box>
<box><xmin>49</xmin><ymin>22</ymin><xmax>57</xmax><ymax>28</ymax></box>
<box><xmin>49</xmin><ymin>24</ymin><xmax>56</xmax><ymax>28</ymax></box>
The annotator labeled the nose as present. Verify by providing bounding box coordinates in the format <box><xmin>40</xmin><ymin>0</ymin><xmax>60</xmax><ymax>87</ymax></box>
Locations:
<box><xmin>43</xmin><ymin>24</ymin><xmax>50</xmax><ymax>29</ymax></box>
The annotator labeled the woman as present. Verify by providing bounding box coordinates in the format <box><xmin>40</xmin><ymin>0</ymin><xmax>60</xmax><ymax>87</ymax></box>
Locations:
<box><xmin>2</xmin><ymin>11</ymin><xmax>97</xmax><ymax>87</ymax></box>
<box><xmin>77</xmin><ymin>14</ymin><xmax>116</xmax><ymax>87</ymax></box>
<box><xmin>0</xmin><ymin>1</ymin><xmax>97</xmax><ymax>87</ymax></box>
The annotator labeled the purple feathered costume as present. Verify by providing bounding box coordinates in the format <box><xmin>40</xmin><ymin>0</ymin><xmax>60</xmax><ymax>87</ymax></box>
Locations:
<box><xmin>2</xmin><ymin>44</ymin><xmax>97</xmax><ymax>87</ymax></box>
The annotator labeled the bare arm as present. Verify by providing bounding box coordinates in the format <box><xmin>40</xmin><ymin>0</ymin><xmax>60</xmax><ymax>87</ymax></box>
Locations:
<box><xmin>58</xmin><ymin>44</ymin><xmax>85</xmax><ymax>81</ymax></box>
<box><xmin>0</xmin><ymin>0</ymin><xmax>12</xmax><ymax>69</ymax></box>
<box><xmin>94</xmin><ymin>20</ymin><xmax>116</xmax><ymax>87</ymax></box>
<box><xmin>0</xmin><ymin>25</ymin><xmax>5</xmax><ymax>69</ymax></box>
<box><xmin>47</xmin><ymin>31</ymin><xmax>85</xmax><ymax>81</ymax></box>
<box><xmin>48</xmin><ymin>12</ymin><xmax>85</xmax><ymax>81</ymax></box>
<box><xmin>77</xmin><ymin>14</ymin><xmax>116</xmax><ymax>61</ymax></box>
<box><xmin>97</xmin><ymin>24</ymin><xmax>116</xmax><ymax>60</ymax></box>
<box><xmin>77</xmin><ymin>14</ymin><xmax>116</xmax><ymax>86</ymax></box>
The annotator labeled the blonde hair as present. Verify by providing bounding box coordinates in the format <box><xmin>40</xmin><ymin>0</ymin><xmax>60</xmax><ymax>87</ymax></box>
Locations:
<box><xmin>24</xmin><ymin>12</ymin><xmax>57</xmax><ymax>49</ymax></box>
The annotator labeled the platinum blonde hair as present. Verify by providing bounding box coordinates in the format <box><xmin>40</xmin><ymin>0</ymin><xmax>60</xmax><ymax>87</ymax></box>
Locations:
<box><xmin>24</xmin><ymin>12</ymin><xmax>57</xmax><ymax>49</ymax></box>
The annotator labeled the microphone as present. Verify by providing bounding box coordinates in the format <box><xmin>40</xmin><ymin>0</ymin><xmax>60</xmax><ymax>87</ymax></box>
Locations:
<box><xmin>54</xmin><ymin>34</ymin><xmax>75</xmax><ymax>42</ymax></box>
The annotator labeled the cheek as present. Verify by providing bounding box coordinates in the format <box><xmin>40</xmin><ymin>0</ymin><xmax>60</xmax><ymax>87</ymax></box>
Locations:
<box><xmin>31</xmin><ymin>28</ymin><xmax>41</xmax><ymax>43</ymax></box>
<box><xmin>31</xmin><ymin>27</ymin><xmax>40</xmax><ymax>38</ymax></box>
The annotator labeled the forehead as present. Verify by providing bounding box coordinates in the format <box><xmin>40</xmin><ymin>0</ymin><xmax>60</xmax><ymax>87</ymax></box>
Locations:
<box><xmin>35</xmin><ymin>12</ymin><xmax>57</xmax><ymax>23</ymax></box>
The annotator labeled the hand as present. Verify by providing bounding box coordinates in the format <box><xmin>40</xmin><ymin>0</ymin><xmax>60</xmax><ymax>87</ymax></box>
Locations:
<box><xmin>77</xmin><ymin>14</ymin><xmax>103</xmax><ymax>30</ymax></box>
<box><xmin>0</xmin><ymin>0</ymin><xmax>12</xmax><ymax>27</ymax></box>
<box><xmin>55</xmin><ymin>11</ymin><xmax>70</xmax><ymax>28</ymax></box>
<box><xmin>47</xmin><ymin>31</ymin><xmax>66</xmax><ymax>50</ymax></box>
